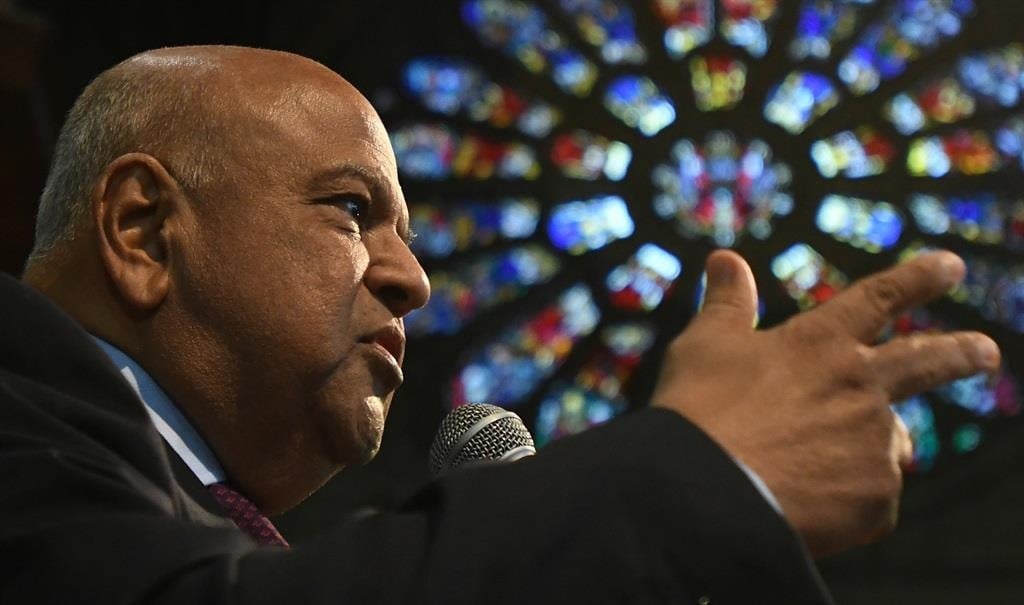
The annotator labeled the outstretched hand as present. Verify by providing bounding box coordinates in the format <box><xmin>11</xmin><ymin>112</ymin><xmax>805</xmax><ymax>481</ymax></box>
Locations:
<box><xmin>651</xmin><ymin>249</ymin><xmax>1000</xmax><ymax>558</ymax></box>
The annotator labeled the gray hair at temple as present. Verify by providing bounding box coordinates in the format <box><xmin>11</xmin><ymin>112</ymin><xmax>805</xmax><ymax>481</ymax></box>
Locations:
<box><xmin>26</xmin><ymin>52</ymin><xmax>224</xmax><ymax>268</ymax></box>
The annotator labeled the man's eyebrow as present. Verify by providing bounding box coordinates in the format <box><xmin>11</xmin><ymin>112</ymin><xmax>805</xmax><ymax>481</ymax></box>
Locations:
<box><xmin>309</xmin><ymin>164</ymin><xmax>388</xmax><ymax>193</ymax></box>
<box><xmin>309</xmin><ymin>164</ymin><xmax>415</xmax><ymax>246</ymax></box>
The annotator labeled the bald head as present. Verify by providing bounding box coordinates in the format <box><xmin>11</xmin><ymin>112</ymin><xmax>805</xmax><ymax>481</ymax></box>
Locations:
<box><xmin>26</xmin><ymin>45</ymin><xmax>372</xmax><ymax>271</ymax></box>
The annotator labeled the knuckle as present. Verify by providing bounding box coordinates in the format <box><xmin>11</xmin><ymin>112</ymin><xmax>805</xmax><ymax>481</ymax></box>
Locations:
<box><xmin>861</xmin><ymin>275</ymin><xmax>907</xmax><ymax>318</ymax></box>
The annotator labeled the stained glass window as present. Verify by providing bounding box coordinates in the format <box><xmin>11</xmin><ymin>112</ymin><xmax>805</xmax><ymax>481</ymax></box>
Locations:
<box><xmin>652</xmin><ymin>0</ymin><xmax>714</xmax><ymax>59</ymax></box>
<box><xmin>406</xmin><ymin>245</ymin><xmax>560</xmax><ymax>337</ymax></box>
<box><xmin>908</xmin><ymin>193</ymin><xmax>1024</xmax><ymax>249</ymax></box>
<box><xmin>606</xmin><ymin>244</ymin><xmax>682</xmax><ymax>311</ymax></box>
<box><xmin>392</xmin><ymin>124</ymin><xmax>541</xmax><ymax>180</ymax></box>
<box><xmin>839</xmin><ymin>0</ymin><xmax>975</xmax><ymax>95</ymax></box>
<box><xmin>550</xmin><ymin>130</ymin><xmax>632</xmax><ymax>180</ymax></box>
<box><xmin>401</xmin><ymin>57</ymin><xmax>561</xmax><ymax>137</ymax></box>
<box><xmin>462</xmin><ymin>0</ymin><xmax>598</xmax><ymax>96</ymax></box>
<box><xmin>719</xmin><ymin>0</ymin><xmax>780</xmax><ymax>58</ymax></box>
<box><xmin>690</xmin><ymin>54</ymin><xmax>747</xmax><ymax>112</ymax></box>
<box><xmin>410</xmin><ymin>198</ymin><xmax>540</xmax><ymax>259</ymax></box>
<box><xmin>387</xmin><ymin>2</ymin><xmax>1024</xmax><ymax>494</ymax></box>
<box><xmin>816</xmin><ymin>195</ymin><xmax>904</xmax><ymax>252</ymax></box>
<box><xmin>811</xmin><ymin>128</ymin><xmax>895</xmax><ymax>178</ymax></box>
<box><xmin>548</xmin><ymin>195</ymin><xmax>635</xmax><ymax>255</ymax></box>
<box><xmin>558</xmin><ymin>0</ymin><xmax>647</xmax><ymax>65</ymax></box>
<box><xmin>790</xmin><ymin>0</ymin><xmax>877</xmax><ymax>62</ymax></box>
<box><xmin>451</xmin><ymin>284</ymin><xmax>600</xmax><ymax>407</ymax></box>
<box><xmin>763</xmin><ymin>71</ymin><xmax>840</xmax><ymax>134</ymax></box>
<box><xmin>653</xmin><ymin>132</ymin><xmax>793</xmax><ymax>246</ymax></box>
<box><xmin>535</xmin><ymin>322</ymin><xmax>655</xmax><ymax>445</ymax></box>
<box><xmin>603</xmin><ymin>76</ymin><xmax>676</xmax><ymax>136</ymax></box>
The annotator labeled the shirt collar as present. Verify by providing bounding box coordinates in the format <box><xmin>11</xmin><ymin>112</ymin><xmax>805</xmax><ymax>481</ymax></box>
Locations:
<box><xmin>92</xmin><ymin>337</ymin><xmax>226</xmax><ymax>486</ymax></box>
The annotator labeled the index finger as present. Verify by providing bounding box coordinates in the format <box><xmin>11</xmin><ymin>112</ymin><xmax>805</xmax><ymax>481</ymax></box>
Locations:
<box><xmin>815</xmin><ymin>251</ymin><xmax>965</xmax><ymax>343</ymax></box>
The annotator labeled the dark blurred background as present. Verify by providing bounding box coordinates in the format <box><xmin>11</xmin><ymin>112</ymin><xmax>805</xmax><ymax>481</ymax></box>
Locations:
<box><xmin>2</xmin><ymin>1</ymin><xmax>1023</xmax><ymax>602</ymax></box>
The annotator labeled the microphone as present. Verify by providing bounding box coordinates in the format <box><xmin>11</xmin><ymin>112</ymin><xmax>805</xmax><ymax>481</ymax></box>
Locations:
<box><xmin>429</xmin><ymin>403</ymin><xmax>536</xmax><ymax>478</ymax></box>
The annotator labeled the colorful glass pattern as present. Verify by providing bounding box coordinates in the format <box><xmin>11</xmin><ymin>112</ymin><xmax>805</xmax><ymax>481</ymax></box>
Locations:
<box><xmin>407</xmin><ymin>245</ymin><xmax>561</xmax><ymax>337</ymax></box>
<box><xmin>893</xmin><ymin>396</ymin><xmax>940</xmax><ymax>472</ymax></box>
<box><xmin>401</xmin><ymin>57</ymin><xmax>561</xmax><ymax>138</ymax></box>
<box><xmin>771</xmin><ymin>243</ymin><xmax>848</xmax><ymax>309</ymax></box>
<box><xmin>810</xmin><ymin>128</ymin><xmax>895</xmax><ymax>178</ymax></box>
<box><xmin>550</xmin><ymin>130</ymin><xmax>633</xmax><ymax>181</ymax></box>
<box><xmin>653</xmin><ymin>132</ymin><xmax>793</xmax><ymax>246</ymax></box>
<box><xmin>558</xmin><ymin>0</ymin><xmax>647</xmax><ymax>64</ymax></box>
<box><xmin>548</xmin><ymin>196</ymin><xmax>636</xmax><ymax>255</ymax></box>
<box><xmin>535</xmin><ymin>322</ymin><xmax>655</xmax><ymax>445</ymax></box>
<box><xmin>690</xmin><ymin>54</ymin><xmax>747</xmax><ymax>111</ymax></box>
<box><xmin>603</xmin><ymin>76</ymin><xmax>676</xmax><ymax>136</ymax></box>
<box><xmin>954</xmin><ymin>255</ymin><xmax>1024</xmax><ymax>333</ymax></box>
<box><xmin>790</xmin><ymin>0</ymin><xmax>877</xmax><ymax>62</ymax></box>
<box><xmin>816</xmin><ymin>195</ymin><xmax>904</xmax><ymax>252</ymax></box>
<box><xmin>389</xmin><ymin>1</ymin><xmax>1024</xmax><ymax>483</ymax></box>
<box><xmin>886</xmin><ymin>44</ymin><xmax>1024</xmax><ymax>135</ymax></box>
<box><xmin>906</xmin><ymin>129</ymin><xmax>999</xmax><ymax>177</ymax></box>
<box><xmin>652</xmin><ymin>0</ymin><xmax>714</xmax><ymax>59</ymax></box>
<box><xmin>908</xmin><ymin>193</ymin><xmax>1024</xmax><ymax>249</ymax></box>
<box><xmin>838</xmin><ymin>0</ymin><xmax>975</xmax><ymax>95</ymax></box>
<box><xmin>451</xmin><ymin>284</ymin><xmax>600</xmax><ymax>407</ymax></box>
<box><xmin>392</xmin><ymin>124</ymin><xmax>541</xmax><ymax>180</ymax></box>
<box><xmin>719</xmin><ymin>0</ymin><xmax>780</xmax><ymax>58</ymax></box>
<box><xmin>462</xmin><ymin>0</ymin><xmax>598</xmax><ymax>96</ymax></box>
<box><xmin>409</xmin><ymin>198</ymin><xmax>541</xmax><ymax>259</ymax></box>
<box><xmin>763</xmin><ymin>71</ymin><xmax>840</xmax><ymax>134</ymax></box>
<box><xmin>606</xmin><ymin>244</ymin><xmax>682</xmax><ymax>311</ymax></box>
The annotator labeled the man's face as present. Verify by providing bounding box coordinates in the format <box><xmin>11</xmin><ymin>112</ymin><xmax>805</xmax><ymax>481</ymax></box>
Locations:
<box><xmin>168</xmin><ymin>68</ymin><xmax>429</xmax><ymax>495</ymax></box>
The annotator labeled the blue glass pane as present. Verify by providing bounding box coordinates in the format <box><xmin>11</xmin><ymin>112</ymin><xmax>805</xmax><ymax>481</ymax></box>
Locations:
<box><xmin>402</xmin><ymin>57</ymin><xmax>561</xmax><ymax>137</ymax></box>
<box><xmin>816</xmin><ymin>195</ymin><xmax>904</xmax><ymax>252</ymax></box>
<box><xmin>451</xmin><ymin>285</ymin><xmax>600</xmax><ymax>407</ymax></box>
<box><xmin>652</xmin><ymin>0</ymin><xmax>714</xmax><ymax>59</ymax></box>
<box><xmin>462</xmin><ymin>0</ymin><xmax>598</xmax><ymax>96</ymax></box>
<box><xmin>406</xmin><ymin>245</ymin><xmax>561</xmax><ymax>337</ymax></box>
<box><xmin>838</xmin><ymin>0</ymin><xmax>975</xmax><ymax>95</ymax></box>
<box><xmin>790</xmin><ymin>0</ymin><xmax>877</xmax><ymax>62</ymax></box>
<box><xmin>606</xmin><ymin>243</ymin><xmax>682</xmax><ymax>311</ymax></box>
<box><xmin>603</xmin><ymin>76</ymin><xmax>676</xmax><ymax>136</ymax></box>
<box><xmin>558</xmin><ymin>0</ymin><xmax>647</xmax><ymax>64</ymax></box>
<box><xmin>550</xmin><ymin>130</ymin><xmax>633</xmax><ymax>181</ymax></box>
<box><xmin>908</xmin><ymin>193</ymin><xmax>1024</xmax><ymax>249</ymax></box>
<box><xmin>409</xmin><ymin>198</ymin><xmax>540</xmax><ymax>259</ymax></box>
<box><xmin>763</xmin><ymin>71</ymin><xmax>840</xmax><ymax>134</ymax></box>
<box><xmin>392</xmin><ymin>124</ymin><xmax>457</xmax><ymax>180</ymax></box>
<box><xmin>720</xmin><ymin>0</ymin><xmax>781</xmax><ymax>58</ymax></box>
<box><xmin>653</xmin><ymin>132</ymin><xmax>793</xmax><ymax>246</ymax></box>
<box><xmin>811</xmin><ymin>128</ymin><xmax>895</xmax><ymax>178</ymax></box>
<box><xmin>547</xmin><ymin>195</ymin><xmax>636</xmax><ymax>255</ymax></box>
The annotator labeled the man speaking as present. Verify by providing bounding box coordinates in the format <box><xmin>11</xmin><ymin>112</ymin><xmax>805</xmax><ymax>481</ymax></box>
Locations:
<box><xmin>0</xmin><ymin>46</ymin><xmax>1001</xmax><ymax>603</ymax></box>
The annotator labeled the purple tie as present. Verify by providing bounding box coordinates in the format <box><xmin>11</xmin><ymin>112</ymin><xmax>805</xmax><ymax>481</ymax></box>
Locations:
<box><xmin>208</xmin><ymin>483</ymin><xmax>289</xmax><ymax>547</ymax></box>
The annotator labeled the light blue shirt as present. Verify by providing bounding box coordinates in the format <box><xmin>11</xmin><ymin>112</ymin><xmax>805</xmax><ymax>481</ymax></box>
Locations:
<box><xmin>92</xmin><ymin>337</ymin><xmax>226</xmax><ymax>486</ymax></box>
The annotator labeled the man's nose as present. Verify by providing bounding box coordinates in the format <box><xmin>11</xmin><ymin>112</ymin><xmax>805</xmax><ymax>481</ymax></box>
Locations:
<box><xmin>365</xmin><ymin>234</ymin><xmax>431</xmax><ymax>318</ymax></box>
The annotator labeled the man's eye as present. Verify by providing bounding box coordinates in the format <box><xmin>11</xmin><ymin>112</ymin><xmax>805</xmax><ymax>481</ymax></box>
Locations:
<box><xmin>327</xmin><ymin>195</ymin><xmax>369</xmax><ymax>224</ymax></box>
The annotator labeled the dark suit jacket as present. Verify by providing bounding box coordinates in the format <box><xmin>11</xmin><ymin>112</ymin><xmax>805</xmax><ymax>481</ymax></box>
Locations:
<box><xmin>0</xmin><ymin>273</ymin><xmax>832</xmax><ymax>604</ymax></box>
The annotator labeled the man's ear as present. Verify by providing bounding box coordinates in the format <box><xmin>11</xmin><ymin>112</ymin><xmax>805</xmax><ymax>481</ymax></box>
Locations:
<box><xmin>93</xmin><ymin>153</ymin><xmax>185</xmax><ymax>312</ymax></box>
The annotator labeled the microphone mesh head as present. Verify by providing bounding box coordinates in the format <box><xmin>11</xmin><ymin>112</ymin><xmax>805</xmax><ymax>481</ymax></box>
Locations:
<box><xmin>429</xmin><ymin>403</ymin><xmax>535</xmax><ymax>477</ymax></box>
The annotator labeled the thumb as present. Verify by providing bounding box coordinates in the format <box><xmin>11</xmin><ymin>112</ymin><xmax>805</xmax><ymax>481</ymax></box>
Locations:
<box><xmin>698</xmin><ymin>250</ymin><xmax>758</xmax><ymax>329</ymax></box>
